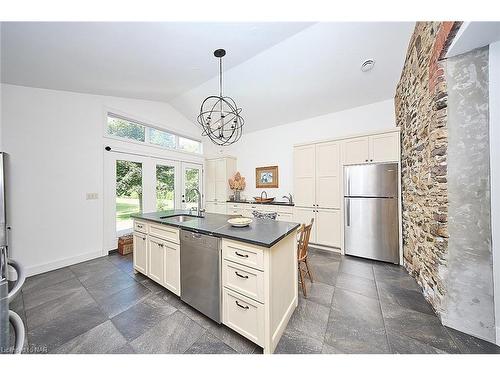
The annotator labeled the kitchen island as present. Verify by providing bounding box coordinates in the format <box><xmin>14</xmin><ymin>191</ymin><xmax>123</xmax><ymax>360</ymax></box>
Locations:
<box><xmin>131</xmin><ymin>210</ymin><xmax>300</xmax><ymax>354</ymax></box>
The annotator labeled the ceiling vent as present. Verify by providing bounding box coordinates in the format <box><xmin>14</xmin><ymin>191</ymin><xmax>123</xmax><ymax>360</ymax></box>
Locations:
<box><xmin>361</xmin><ymin>59</ymin><xmax>375</xmax><ymax>72</ymax></box>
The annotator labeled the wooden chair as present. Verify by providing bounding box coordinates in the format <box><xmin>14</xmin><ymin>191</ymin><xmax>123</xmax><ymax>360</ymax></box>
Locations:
<box><xmin>297</xmin><ymin>218</ymin><xmax>314</xmax><ymax>297</ymax></box>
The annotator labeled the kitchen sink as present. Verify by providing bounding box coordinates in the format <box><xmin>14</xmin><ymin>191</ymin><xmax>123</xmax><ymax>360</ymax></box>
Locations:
<box><xmin>160</xmin><ymin>215</ymin><xmax>200</xmax><ymax>222</ymax></box>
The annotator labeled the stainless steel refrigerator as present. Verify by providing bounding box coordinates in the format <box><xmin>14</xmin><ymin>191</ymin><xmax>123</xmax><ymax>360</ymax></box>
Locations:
<box><xmin>0</xmin><ymin>152</ymin><xmax>26</xmax><ymax>354</ymax></box>
<box><xmin>344</xmin><ymin>163</ymin><xmax>400</xmax><ymax>264</ymax></box>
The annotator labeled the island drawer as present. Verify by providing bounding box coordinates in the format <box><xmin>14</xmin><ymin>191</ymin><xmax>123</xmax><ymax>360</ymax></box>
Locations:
<box><xmin>149</xmin><ymin>223</ymin><xmax>180</xmax><ymax>244</ymax></box>
<box><xmin>134</xmin><ymin>220</ymin><xmax>148</xmax><ymax>234</ymax></box>
<box><xmin>222</xmin><ymin>288</ymin><xmax>264</xmax><ymax>346</ymax></box>
<box><xmin>222</xmin><ymin>239</ymin><xmax>264</xmax><ymax>271</ymax></box>
<box><xmin>222</xmin><ymin>260</ymin><xmax>264</xmax><ymax>303</ymax></box>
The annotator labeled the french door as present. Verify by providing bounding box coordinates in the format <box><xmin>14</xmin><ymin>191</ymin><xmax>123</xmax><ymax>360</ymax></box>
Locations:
<box><xmin>181</xmin><ymin>163</ymin><xmax>203</xmax><ymax>210</ymax></box>
<box><xmin>104</xmin><ymin>151</ymin><xmax>203</xmax><ymax>252</ymax></box>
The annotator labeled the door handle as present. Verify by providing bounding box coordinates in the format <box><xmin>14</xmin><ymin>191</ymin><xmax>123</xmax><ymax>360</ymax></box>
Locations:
<box><xmin>9</xmin><ymin>310</ymin><xmax>25</xmax><ymax>354</ymax></box>
<box><xmin>7</xmin><ymin>258</ymin><xmax>26</xmax><ymax>303</ymax></box>
<box><xmin>346</xmin><ymin>199</ymin><xmax>351</xmax><ymax>227</ymax></box>
<box><xmin>235</xmin><ymin>300</ymin><xmax>249</xmax><ymax>310</ymax></box>
<box><xmin>235</xmin><ymin>271</ymin><xmax>249</xmax><ymax>279</ymax></box>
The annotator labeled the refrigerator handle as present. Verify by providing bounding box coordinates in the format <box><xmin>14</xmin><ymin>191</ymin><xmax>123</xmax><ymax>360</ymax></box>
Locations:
<box><xmin>346</xmin><ymin>168</ymin><xmax>350</xmax><ymax>196</ymax></box>
<box><xmin>9</xmin><ymin>310</ymin><xmax>25</xmax><ymax>354</ymax></box>
<box><xmin>7</xmin><ymin>258</ymin><xmax>26</xmax><ymax>303</ymax></box>
<box><xmin>346</xmin><ymin>199</ymin><xmax>350</xmax><ymax>227</ymax></box>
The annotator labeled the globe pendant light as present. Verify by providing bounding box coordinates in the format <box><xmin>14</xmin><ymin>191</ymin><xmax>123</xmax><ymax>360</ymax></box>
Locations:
<box><xmin>197</xmin><ymin>49</ymin><xmax>244</xmax><ymax>146</ymax></box>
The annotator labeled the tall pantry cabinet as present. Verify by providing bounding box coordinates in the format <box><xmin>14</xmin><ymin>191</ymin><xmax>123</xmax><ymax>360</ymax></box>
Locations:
<box><xmin>205</xmin><ymin>157</ymin><xmax>237</xmax><ymax>214</ymax></box>
<box><xmin>293</xmin><ymin>141</ymin><xmax>341</xmax><ymax>248</ymax></box>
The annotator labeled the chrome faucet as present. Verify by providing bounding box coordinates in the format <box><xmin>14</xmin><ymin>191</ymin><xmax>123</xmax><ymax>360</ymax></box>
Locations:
<box><xmin>260</xmin><ymin>190</ymin><xmax>267</xmax><ymax>200</ymax></box>
<box><xmin>282</xmin><ymin>193</ymin><xmax>293</xmax><ymax>204</ymax></box>
<box><xmin>188</xmin><ymin>188</ymin><xmax>204</xmax><ymax>217</ymax></box>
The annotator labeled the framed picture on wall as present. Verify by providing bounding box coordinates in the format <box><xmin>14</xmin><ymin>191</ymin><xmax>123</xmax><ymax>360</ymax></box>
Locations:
<box><xmin>255</xmin><ymin>165</ymin><xmax>279</xmax><ymax>188</ymax></box>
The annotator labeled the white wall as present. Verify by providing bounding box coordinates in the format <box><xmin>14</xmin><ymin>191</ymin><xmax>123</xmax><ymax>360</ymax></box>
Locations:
<box><xmin>1</xmin><ymin>84</ymin><xmax>200</xmax><ymax>275</ymax></box>
<box><xmin>490</xmin><ymin>41</ymin><xmax>500</xmax><ymax>345</ymax></box>
<box><xmin>204</xmin><ymin>99</ymin><xmax>396</xmax><ymax>200</ymax></box>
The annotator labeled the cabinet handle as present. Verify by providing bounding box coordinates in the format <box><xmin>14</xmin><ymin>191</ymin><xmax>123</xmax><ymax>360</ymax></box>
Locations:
<box><xmin>365</xmin><ymin>159</ymin><xmax>369</xmax><ymax>162</ymax></box>
<box><xmin>142</xmin><ymin>237</ymin><xmax>146</xmax><ymax>241</ymax></box>
<box><xmin>370</xmin><ymin>159</ymin><xmax>373</xmax><ymax>162</ymax></box>
<box><xmin>137</xmin><ymin>224</ymin><xmax>143</xmax><ymax>228</ymax></box>
<box><xmin>235</xmin><ymin>251</ymin><xmax>248</xmax><ymax>258</ymax></box>
<box><xmin>158</xmin><ymin>243</ymin><xmax>164</xmax><ymax>247</ymax></box>
<box><xmin>235</xmin><ymin>271</ymin><xmax>249</xmax><ymax>279</ymax></box>
<box><xmin>235</xmin><ymin>300</ymin><xmax>249</xmax><ymax>310</ymax></box>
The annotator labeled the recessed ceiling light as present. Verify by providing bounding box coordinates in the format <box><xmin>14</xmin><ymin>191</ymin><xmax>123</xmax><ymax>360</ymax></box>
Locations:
<box><xmin>361</xmin><ymin>59</ymin><xmax>375</xmax><ymax>72</ymax></box>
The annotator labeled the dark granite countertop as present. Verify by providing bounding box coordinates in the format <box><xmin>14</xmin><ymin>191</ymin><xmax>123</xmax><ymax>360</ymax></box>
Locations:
<box><xmin>225</xmin><ymin>200</ymin><xmax>294</xmax><ymax>207</ymax></box>
<box><xmin>131</xmin><ymin>210</ymin><xmax>299</xmax><ymax>248</ymax></box>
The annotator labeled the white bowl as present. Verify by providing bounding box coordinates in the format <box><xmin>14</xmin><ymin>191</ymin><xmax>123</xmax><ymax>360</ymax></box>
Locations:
<box><xmin>228</xmin><ymin>217</ymin><xmax>253</xmax><ymax>227</ymax></box>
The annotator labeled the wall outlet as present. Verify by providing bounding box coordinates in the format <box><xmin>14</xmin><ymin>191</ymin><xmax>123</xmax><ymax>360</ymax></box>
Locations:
<box><xmin>86</xmin><ymin>193</ymin><xmax>99</xmax><ymax>200</ymax></box>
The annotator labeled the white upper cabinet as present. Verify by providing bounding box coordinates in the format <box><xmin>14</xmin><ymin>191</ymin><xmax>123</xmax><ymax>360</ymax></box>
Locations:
<box><xmin>205</xmin><ymin>157</ymin><xmax>236</xmax><ymax>203</ymax></box>
<box><xmin>342</xmin><ymin>132</ymin><xmax>400</xmax><ymax>165</ymax></box>
<box><xmin>369</xmin><ymin>132</ymin><xmax>400</xmax><ymax>162</ymax></box>
<box><xmin>294</xmin><ymin>142</ymin><xmax>340</xmax><ymax>209</ymax></box>
<box><xmin>342</xmin><ymin>136</ymin><xmax>370</xmax><ymax>164</ymax></box>
<box><xmin>293</xmin><ymin>144</ymin><xmax>316</xmax><ymax>207</ymax></box>
<box><xmin>315</xmin><ymin>142</ymin><xmax>340</xmax><ymax>209</ymax></box>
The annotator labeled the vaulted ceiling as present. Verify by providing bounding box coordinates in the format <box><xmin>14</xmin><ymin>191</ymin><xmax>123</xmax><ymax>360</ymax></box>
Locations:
<box><xmin>1</xmin><ymin>22</ymin><xmax>414</xmax><ymax>132</ymax></box>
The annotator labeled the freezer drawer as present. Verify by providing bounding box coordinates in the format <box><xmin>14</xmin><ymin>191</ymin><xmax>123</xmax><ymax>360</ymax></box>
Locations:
<box><xmin>344</xmin><ymin>197</ymin><xmax>399</xmax><ymax>264</ymax></box>
<box><xmin>344</xmin><ymin>163</ymin><xmax>398</xmax><ymax>198</ymax></box>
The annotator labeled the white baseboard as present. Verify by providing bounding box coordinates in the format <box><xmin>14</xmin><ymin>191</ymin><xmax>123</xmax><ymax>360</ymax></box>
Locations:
<box><xmin>23</xmin><ymin>250</ymin><xmax>105</xmax><ymax>277</ymax></box>
<box><xmin>309</xmin><ymin>243</ymin><xmax>341</xmax><ymax>253</ymax></box>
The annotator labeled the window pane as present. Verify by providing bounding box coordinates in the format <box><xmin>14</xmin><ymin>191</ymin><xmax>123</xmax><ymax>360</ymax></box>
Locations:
<box><xmin>116</xmin><ymin>160</ymin><xmax>143</xmax><ymax>233</ymax></box>
<box><xmin>149</xmin><ymin>128</ymin><xmax>176</xmax><ymax>149</ymax></box>
<box><xmin>156</xmin><ymin>165</ymin><xmax>175</xmax><ymax>211</ymax></box>
<box><xmin>184</xmin><ymin>167</ymin><xmax>200</xmax><ymax>210</ymax></box>
<box><xmin>108</xmin><ymin>116</ymin><xmax>145</xmax><ymax>142</ymax></box>
<box><xmin>179</xmin><ymin>137</ymin><xmax>202</xmax><ymax>153</ymax></box>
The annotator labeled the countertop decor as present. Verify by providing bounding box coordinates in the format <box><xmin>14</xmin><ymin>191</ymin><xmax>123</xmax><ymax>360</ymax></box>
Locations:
<box><xmin>228</xmin><ymin>171</ymin><xmax>246</xmax><ymax>201</ymax></box>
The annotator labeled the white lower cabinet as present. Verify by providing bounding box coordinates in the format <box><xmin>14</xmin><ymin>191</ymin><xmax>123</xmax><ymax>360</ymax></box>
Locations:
<box><xmin>316</xmin><ymin>209</ymin><xmax>341</xmax><ymax>248</ymax></box>
<box><xmin>293</xmin><ymin>207</ymin><xmax>341</xmax><ymax>248</ymax></box>
<box><xmin>133</xmin><ymin>232</ymin><xmax>148</xmax><ymax>274</ymax></box>
<box><xmin>222</xmin><ymin>260</ymin><xmax>265</xmax><ymax>303</ymax></box>
<box><xmin>164</xmin><ymin>241</ymin><xmax>180</xmax><ymax>296</ymax></box>
<box><xmin>223</xmin><ymin>287</ymin><xmax>265</xmax><ymax>346</ymax></box>
<box><xmin>293</xmin><ymin>207</ymin><xmax>317</xmax><ymax>242</ymax></box>
<box><xmin>147</xmin><ymin>237</ymin><xmax>165</xmax><ymax>285</ymax></box>
<box><xmin>133</xmin><ymin>220</ymin><xmax>180</xmax><ymax>296</ymax></box>
<box><xmin>221</xmin><ymin>235</ymin><xmax>298</xmax><ymax>354</ymax></box>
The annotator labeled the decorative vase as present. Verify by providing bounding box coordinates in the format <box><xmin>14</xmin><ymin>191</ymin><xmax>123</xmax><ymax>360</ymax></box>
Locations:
<box><xmin>234</xmin><ymin>190</ymin><xmax>241</xmax><ymax>201</ymax></box>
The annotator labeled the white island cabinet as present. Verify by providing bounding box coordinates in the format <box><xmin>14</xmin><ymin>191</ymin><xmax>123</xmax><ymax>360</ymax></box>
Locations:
<box><xmin>132</xmin><ymin>216</ymin><xmax>298</xmax><ymax>354</ymax></box>
<box><xmin>132</xmin><ymin>219</ymin><xmax>180</xmax><ymax>296</ymax></box>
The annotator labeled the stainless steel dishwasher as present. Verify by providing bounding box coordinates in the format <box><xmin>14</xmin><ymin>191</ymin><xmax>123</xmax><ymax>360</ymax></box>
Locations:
<box><xmin>180</xmin><ymin>229</ymin><xmax>221</xmax><ymax>323</ymax></box>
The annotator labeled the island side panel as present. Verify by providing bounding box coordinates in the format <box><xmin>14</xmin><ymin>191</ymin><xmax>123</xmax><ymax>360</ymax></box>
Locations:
<box><xmin>267</xmin><ymin>230</ymin><xmax>298</xmax><ymax>353</ymax></box>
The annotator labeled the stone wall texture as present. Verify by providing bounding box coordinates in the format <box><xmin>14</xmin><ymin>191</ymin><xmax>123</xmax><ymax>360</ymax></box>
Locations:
<box><xmin>394</xmin><ymin>22</ymin><xmax>461</xmax><ymax>313</ymax></box>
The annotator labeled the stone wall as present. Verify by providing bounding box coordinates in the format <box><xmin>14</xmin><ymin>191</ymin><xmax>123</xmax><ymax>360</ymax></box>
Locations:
<box><xmin>395</xmin><ymin>22</ymin><xmax>460</xmax><ymax>313</ymax></box>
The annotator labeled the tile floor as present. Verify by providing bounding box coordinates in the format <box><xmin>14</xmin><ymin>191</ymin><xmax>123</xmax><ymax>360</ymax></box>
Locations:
<box><xmin>9</xmin><ymin>248</ymin><xmax>500</xmax><ymax>354</ymax></box>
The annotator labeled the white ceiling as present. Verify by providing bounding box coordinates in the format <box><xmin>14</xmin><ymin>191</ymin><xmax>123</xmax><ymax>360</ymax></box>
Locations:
<box><xmin>1</xmin><ymin>22</ymin><xmax>414</xmax><ymax>132</ymax></box>
<box><xmin>1</xmin><ymin>22</ymin><xmax>312</xmax><ymax>102</ymax></box>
